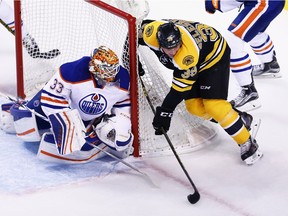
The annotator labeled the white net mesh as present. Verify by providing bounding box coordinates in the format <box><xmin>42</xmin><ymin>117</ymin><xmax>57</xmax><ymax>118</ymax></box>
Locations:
<box><xmin>17</xmin><ymin>0</ymin><xmax>217</xmax><ymax>157</ymax></box>
<box><xmin>20</xmin><ymin>0</ymin><xmax>129</xmax><ymax>98</ymax></box>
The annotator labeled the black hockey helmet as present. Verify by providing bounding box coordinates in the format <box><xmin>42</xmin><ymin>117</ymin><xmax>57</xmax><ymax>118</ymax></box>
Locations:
<box><xmin>156</xmin><ymin>22</ymin><xmax>181</xmax><ymax>49</ymax></box>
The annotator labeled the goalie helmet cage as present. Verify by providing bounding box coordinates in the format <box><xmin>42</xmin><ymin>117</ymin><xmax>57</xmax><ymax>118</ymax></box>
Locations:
<box><xmin>13</xmin><ymin>0</ymin><xmax>217</xmax><ymax>157</ymax></box>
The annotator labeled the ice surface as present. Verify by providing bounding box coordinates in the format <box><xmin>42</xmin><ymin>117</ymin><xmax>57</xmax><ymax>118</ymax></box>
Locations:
<box><xmin>1</xmin><ymin>1</ymin><xmax>288</xmax><ymax>216</ymax></box>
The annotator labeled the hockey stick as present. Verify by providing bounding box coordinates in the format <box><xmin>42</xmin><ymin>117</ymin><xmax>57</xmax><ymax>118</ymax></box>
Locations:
<box><xmin>139</xmin><ymin>76</ymin><xmax>200</xmax><ymax>204</ymax></box>
<box><xmin>0</xmin><ymin>19</ymin><xmax>60</xmax><ymax>59</ymax></box>
<box><xmin>0</xmin><ymin>92</ymin><xmax>48</xmax><ymax>121</ymax></box>
<box><xmin>0</xmin><ymin>92</ymin><xmax>156</xmax><ymax>185</ymax></box>
<box><xmin>85</xmin><ymin>141</ymin><xmax>157</xmax><ymax>187</ymax></box>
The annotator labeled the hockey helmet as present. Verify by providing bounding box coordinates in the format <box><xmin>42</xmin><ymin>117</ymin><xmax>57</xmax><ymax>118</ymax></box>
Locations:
<box><xmin>156</xmin><ymin>22</ymin><xmax>181</xmax><ymax>49</ymax></box>
<box><xmin>89</xmin><ymin>46</ymin><xmax>120</xmax><ymax>82</ymax></box>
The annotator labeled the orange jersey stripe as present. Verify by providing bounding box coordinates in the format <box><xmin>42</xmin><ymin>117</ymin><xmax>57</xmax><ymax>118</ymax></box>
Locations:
<box><xmin>41</xmin><ymin>96</ymin><xmax>69</xmax><ymax>105</ymax></box>
<box><xmin>233</xmin><ymin>0</ymin><xmax>267</xmax><ymax>38</ymax></box>
<box><xmin>253</xmin><ymin>41</ymin><xmax>273</xmax><ymax>53</ymax></box>
<box><xmin>230</xmin><ymin>59</ymin><xmax>251</xmax><ymax>68</ymax></box>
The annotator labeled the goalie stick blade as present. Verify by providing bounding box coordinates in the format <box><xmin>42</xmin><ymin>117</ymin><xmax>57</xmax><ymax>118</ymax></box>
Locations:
<box><xmin>32</xmin><ymin>49</ymin><xmax>61</xmax><ymax>59</ymax></box>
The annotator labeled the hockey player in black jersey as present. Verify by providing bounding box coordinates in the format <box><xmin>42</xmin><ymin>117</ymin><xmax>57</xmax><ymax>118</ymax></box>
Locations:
<box><xmin>138</xmin><ymin>19</ymin><xmax>263</xmax><ymax>165</ymax></box>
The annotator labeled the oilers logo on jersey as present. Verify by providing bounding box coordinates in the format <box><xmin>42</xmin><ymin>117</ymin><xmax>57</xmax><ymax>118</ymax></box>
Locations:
<box><xmin>79</xmin><ymin>93</ymin><xmax>107</xmax><ymax>115</ymax></box>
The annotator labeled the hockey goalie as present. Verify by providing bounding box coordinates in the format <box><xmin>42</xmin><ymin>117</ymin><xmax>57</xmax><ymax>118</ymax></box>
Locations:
<box><xmin>0</xmin><ymin>46</ymin><xmax>133</xmax><ymax>164</ymax></box>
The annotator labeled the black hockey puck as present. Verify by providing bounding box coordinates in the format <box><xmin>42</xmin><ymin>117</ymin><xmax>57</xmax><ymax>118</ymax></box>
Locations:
<box><xmin>187</xmin><ymin>192</ymin><xmax>200</xmax><ymax>204</ymax></box>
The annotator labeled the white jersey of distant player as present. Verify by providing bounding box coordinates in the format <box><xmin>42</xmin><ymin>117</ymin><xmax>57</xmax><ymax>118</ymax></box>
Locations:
<box><xmin>40</xmin><ymin>56</ymin><xmax>131</xmax><ymax>122</ymax></box>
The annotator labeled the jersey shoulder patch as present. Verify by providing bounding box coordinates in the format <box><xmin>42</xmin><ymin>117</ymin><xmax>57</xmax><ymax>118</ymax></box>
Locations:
<box><xmin>143</xmin><ymin>21</ymin><xmax>164</xmax><ymax>49</ymax></box>
<box><xmin>60</xmin><ymin>56</ymin><xmax>91</xmax><ymax>83</ymax></box>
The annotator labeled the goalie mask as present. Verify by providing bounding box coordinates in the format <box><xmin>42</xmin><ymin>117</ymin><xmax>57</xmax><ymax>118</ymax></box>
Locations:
<box><xmin>156</xmin><ymin>22</ymin><xmax>182</xmax><ymax>49</ymax></box>
<box><xmin>89</xmin><ymin>46</ymin><xmax>120</xmax><ymax>82</ymax></box>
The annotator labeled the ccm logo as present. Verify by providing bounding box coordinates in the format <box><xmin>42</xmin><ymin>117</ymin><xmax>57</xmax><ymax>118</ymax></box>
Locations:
<box><xmin>160</xmin><ymin>112</ymin><xmax>173</xmax><ymax>117</ymax></box>
<box><xmin>200</xmin><ymin>85</ymin><xmax>211</xmax><ymax>90</ymax></box>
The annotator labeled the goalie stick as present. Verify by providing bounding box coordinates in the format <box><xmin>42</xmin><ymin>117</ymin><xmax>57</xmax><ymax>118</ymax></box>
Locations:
<box><xmin>85</xmin><ymin>141</ymin><xmax>157</xmax><ymax>187</ymax></box>
<box><xmin>139</xmin><ymin>76</ymin><xmax>200</xmax><ymax>204</ymax></box>
<box><xmin>0</xmin><ymin>19</ymin><xmax>60</xmax><ymax>59</ymax></box>
<box><xmin>0</xmin><ymin>92</ymin><xmax>156</xmax><ymax>186</ymax></box>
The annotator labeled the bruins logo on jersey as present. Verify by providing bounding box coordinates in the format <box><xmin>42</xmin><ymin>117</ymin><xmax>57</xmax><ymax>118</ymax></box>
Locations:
<box><xmin>183</xmin><ymin>55</ymin><xmax>194</xmax><ymax>66</ymax></box>
<box><xmin>145</xmin><ymin>25</ymin><xmax>154</xmax><ymax>38</ymax></box>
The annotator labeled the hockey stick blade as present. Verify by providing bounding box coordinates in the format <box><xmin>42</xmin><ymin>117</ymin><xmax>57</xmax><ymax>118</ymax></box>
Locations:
<box><xmin>29</xmin><ymin>49</ymin><xmax>61</xmax><ymax>59</ymax></box>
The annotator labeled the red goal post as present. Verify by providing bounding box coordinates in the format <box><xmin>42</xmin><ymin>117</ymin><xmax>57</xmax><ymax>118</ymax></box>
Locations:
<box><xmin>13</xmin><ymin>0</ymin><xmax>217</xmax><ymax>157</ymax></box>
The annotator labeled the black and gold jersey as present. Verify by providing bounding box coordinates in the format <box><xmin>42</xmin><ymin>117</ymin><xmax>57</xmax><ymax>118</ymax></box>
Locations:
<box><xmin>139</xmin><ymin>19</ymin><xmax>227</xmax><ymax>93</ymax></box>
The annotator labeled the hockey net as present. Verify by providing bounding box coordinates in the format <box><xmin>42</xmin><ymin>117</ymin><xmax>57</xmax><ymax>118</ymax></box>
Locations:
<box><xmin>13</xmin><ymin>0</ymin><xmax>217</xmax><ymax>157</ymax></box>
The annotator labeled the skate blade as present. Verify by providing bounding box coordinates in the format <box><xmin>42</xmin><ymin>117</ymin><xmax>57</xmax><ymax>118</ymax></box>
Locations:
<box><xmin>244</xmin><ymin>149</ymin><xmax>263</xmax><ymax>165</ymax></box>
<box><xmin>253</xmin><ymin>72</ymin><xmax>282</xmax><ymax>79</ymax></box>
<box><xmin>235</xmin><ymin>99</ymin><xmax>262</xmax><ymax>112</ymax></box>
<box><xmin>250</xmin><ymin>118</ymin><xmax>261</xmax><ymax>139</ymax></box>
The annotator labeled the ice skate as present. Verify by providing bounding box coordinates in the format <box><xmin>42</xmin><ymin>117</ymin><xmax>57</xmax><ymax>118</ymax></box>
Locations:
<box><xmin>230</xmin><ymin>82</ymin><xmax>261</xmax><ymax>112</ymax></box>
<box><xmin>252</xmin><ymin>52</ymin><xmax>281</xmax><ymax>78</ymax></box>
<box><xmin>240</xmin><ymin>137</ymin><xmax>263</xmax><ymax>165</ymax></box>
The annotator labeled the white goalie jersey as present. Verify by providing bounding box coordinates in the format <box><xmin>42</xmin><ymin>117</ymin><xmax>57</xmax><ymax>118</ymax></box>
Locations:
<box><xmin>41</xmin><ymin>56</ymin><xmax>131</xmax><ymax>123</ymax></box>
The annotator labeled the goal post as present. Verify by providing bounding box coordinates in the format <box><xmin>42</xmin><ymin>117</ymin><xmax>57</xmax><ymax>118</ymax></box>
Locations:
<box><xmin>13</xmin><ymin>0</ymin><xmax>24</xmax><ymax>99</ymax></box>
<box><xmin>12</xmin><ymin>0</ymin><xmax>217</xmax><ymax>157</ymax></box>
<box><xmin>85</xmin><ymin>0</ymin><xmax>140</xmax><ymax>157</ymax></box>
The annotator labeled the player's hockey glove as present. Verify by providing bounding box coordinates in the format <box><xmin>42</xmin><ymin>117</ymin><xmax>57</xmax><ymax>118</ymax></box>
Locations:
<box><xmin>205</xmin><ymin>0</ymin><xmax>216</xmax><ymax>14</ymax></box>
<box><xmin>152</xmin><ymin>106</ymin><xmax>173</xmax><ymax>135</ymax></box>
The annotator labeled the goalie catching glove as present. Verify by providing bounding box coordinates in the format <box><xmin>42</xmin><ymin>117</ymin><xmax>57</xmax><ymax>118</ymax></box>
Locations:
<box><xmin>94</xmin><ymin>114</ymin><xmax>133</xmax><ymax>152</ymax></box>
<box><xmin>152</xmin><ymin>106</ymin><xmax>173</xmax><ymax>135</ymax></box>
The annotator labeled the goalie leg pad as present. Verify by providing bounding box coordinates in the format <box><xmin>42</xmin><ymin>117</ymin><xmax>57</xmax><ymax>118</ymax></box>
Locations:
<box><xmin>0</xmin><ymin>102</ymin><xmax>16</xmax><ymax>133</ymax></box>
<box><xmin>37</xmin><ymin>132</ymin><xmax>107</xmax><ymax>164</ymax></box>
<box><xmin>9</xmin><ymin>103</ymin><xmax>41</xmax><ymax>141</ymax></box>
<box><xmin>48</xmin><ymin>109</ymin><xmax>86</xmax><ymax>155</ymax></box>
<box><xmin>95</xmin><ymin>114</ymin><xmax>133</xmax><ymax>152</ymax></box>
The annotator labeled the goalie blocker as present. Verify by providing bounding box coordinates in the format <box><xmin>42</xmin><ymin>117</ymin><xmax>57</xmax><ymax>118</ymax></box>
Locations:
<box><xmin>1</xmin><ymin>103</ymin><xmax>133</xmax><ymax>164</ymax></box>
